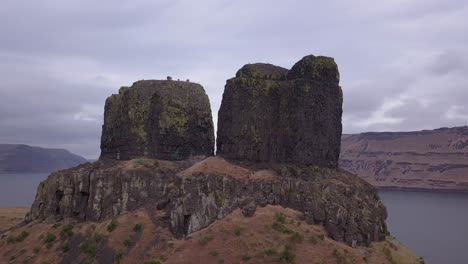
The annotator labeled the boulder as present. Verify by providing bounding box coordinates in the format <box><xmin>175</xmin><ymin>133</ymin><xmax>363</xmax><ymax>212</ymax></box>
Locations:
<box><xmin>217</xmin><ymin>55</ymin><xmax>343</xmax><ymax>168</ymax></box>
<box><xmin>100</xmin><ymin>80</ymin><xmax>215</xmax><ymax>160</ymax></box>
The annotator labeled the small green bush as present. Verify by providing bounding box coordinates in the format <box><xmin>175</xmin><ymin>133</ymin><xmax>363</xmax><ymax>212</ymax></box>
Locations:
<box><xmin>114</xmin><ymin>250</ymin><xmax>123</xmax><ymax>263</ymax></box>
<box><xmin>234</xmin><ymin>227</ymin><xmax>241</xmax><ymax>236</ymax></box>
<box><xmin>60</xmin><ymin>224</ymin><xmax>74</xmax><ymax>238</ymax></box>
<box><xmin>62</xmin><ymin>243</ymin><xmax>70</xmax><ymax>253</ymax></box>
<box><xmin>278</xmin><ymin>244</ymin><xmax>295</xmax><ymax>263</ymax></box>
<box><xmin>275</xmin><ymin>213</ymin><xmax>286</xmax><ymax>224</ymax></box>
<box><xmin>242</xmin><ymin>255</ymin><xmax>252</xmax><ymax>261</ymax></box>
<box><xmin>210</xmin><ymin>250</ymin><xmax>219</xmax><ymax>257</ymax></box>
<box><xmin>94</xmin><ymin>232</ymin><xmax>104</xmax><ymax>243</ymax></box>
<box><xmin>123</xmin><ymin>239</ymin><xmax>132</xmax><ymax>247</ymax></box>
<box><xmin>144</xmin><ymin>261</ymin><xmax>161</xmax><ymax>264</ymax></box>
<box><xmin>107</xmin><ymin>220</ymin><xmax>118</xmax><ymax>232</ymax></box>
<box><xmin>289</xmin><ymin>232</ymin><xmax>304</xmax><ymax>243</ymax></box>
<box><xmin>133</xmin><ymin>223</ymin><xmax>142</xmax><ymax>232</ymax></box>
<box><xmin>263</xmin><ymin>247</ymin><xmax>277</xmax><ymax>256</ymax></box>
<box><xmin>45</xmin><ymin>233</ymin><xmax>56</xmax><ymax>243</ymax></box>
<box><xmin>199</xmin><ymin>235</ymin><xmax>214</xmax><ymax>246</ymax></box>
<box><xmin>318</xmin><ymin>234</ymin><xmax>325</xmax><ymax>241</ymax></box>
<box><xmin>80</xmin><ymin>240</ymin><xmax>98</xmax><ymax>258</ymax></box>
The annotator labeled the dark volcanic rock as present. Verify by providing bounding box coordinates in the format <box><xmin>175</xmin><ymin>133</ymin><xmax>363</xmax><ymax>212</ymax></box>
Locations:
<box><xmin>100</xmin><ymin>80</ymin><xmax>214</xmax><ymax>161</ymax></box>
<box><xmin>217</xmin><ymin>55</ymin><xmax>343</xmax><ymax>168</ymax></box>
<box><xmin>27</xmin><ymin>157</ymin><xmax>387</xmax><ymax>246</ymax></box>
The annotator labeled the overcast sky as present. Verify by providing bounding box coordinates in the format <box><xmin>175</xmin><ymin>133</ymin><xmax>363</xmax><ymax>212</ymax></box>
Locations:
<box><xmin>1</xmin><ymin>0</ymin><xmax>468</xmax><ymax>158</ymax></box>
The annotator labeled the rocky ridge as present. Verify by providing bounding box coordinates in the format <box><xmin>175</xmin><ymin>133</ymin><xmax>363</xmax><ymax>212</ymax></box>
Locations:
<box><xmin>340</xmin><ymin>126</ymin><xmax>468</xmax><ymax>191</ymax></box>
<box><xmin>25</xmin><ymin>55</ymin><xmax>388</xmax><ymax>252</ymax></box>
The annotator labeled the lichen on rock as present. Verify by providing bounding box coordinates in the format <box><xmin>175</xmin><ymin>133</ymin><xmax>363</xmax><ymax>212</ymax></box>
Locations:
<box><xmin>217</xmin><ymin>54</ymin><xmax>343</xmax><ymax>168</ymax></box>
<box><xmin>100</xmin><ymin>80</ymin><xmax>215</xmax><ymax>161</ymax></box>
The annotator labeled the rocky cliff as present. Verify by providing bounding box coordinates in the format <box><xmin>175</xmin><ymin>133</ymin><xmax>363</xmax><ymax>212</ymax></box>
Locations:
<box><xmin>100</xmin><ymin>80</ymin><xmax>214</xmax><ymax>161</ymax></box>
<box><xmin>340</xmin><ymin>126</ymin><xmax>468</xmax><ymax>191</ymax></box>
<box><xmin>217</xmin><ymin>55</ymin><xmax>343</xmax><ymax>168</ymax></box>
<box><xmin>26</xmin><ymin>57</ymin><xmax>388</xmax><ymax>250</ymax></box>
<box><xmin>0</xmin><ymin>144</ymin><xmax>87</xmax><ymax>173</ymax></box>
<box><xmin>27</xmin><ymin>157</ymin><xmax>386</xmax><ymax>246</ymax></box>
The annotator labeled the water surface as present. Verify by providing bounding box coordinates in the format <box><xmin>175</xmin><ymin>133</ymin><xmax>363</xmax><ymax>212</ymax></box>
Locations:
<box><xmin>0</xmin><ymin>173</ymin><xmax>49</xmax><ymax>207</ymax></box>
<box><xmin>379</xmin><ymin>190</ymin><xmax>468</xmax><ymax>264</ymax></box>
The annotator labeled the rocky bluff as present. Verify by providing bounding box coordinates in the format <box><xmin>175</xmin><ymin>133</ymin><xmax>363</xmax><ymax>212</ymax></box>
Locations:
<box><xmin>217</xmin><ymin>55</ymin><xmax>342</xmax><ymax>168</ymax></box>
<box><xmin>100</xmin><ymin>80</ymin><xmax>214</xmax><ymax>160</ymax></box>
<box><xmin>27</xmin><ymin>55</ymin><xmax>387</xmax><ymax>246</ymax></box>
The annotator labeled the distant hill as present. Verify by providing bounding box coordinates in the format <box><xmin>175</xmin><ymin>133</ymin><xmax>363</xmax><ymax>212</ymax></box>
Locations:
<box><xmin>340</xmin><ymin>126</ymin><xmax>468</xmax><ymax>192</ymax></box>
<box><xmin>0</xmin><ymin>144</ymin><xmax>87</xmax><ymax>173</ymax></box>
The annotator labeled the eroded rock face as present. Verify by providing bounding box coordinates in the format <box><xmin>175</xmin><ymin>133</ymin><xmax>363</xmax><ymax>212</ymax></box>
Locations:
<box><xmin>27</xmin><ymin>157</ymin><xmax>387</xmax><ymax>246</ymax></box>
<box><xmin>217</xmin><ymin>55</ymin><xmax>343</xmax><ymax>168</ymax></box>
<box><xmin>100</xmin><ymin>80</ymin><xmax>215</xmax><ymax>160</ymax></box>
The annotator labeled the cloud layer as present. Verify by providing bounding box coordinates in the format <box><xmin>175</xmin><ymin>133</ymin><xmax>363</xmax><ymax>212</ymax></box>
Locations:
<box><xmin>1</xmin><ymin>0</ymin><xmax>467</xmax><ymax>158</ymax></box>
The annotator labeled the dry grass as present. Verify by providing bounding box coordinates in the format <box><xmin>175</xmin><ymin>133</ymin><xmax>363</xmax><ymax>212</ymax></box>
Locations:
<box><xmin>0</xmin><ymin>206</ymin><xmax>421</xmax><ymax>264</ymax></box>
<box><xmin>0</xmin><ymin>207</ymin><xmax>28</xmax><ymax>232</ymax></box>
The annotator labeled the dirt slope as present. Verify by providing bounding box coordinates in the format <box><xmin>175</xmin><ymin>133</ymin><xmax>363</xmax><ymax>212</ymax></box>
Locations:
<box><xmin>0</xmin><ymin>206</ymin><xmax>421</xmax><ymax>264</ymax></box>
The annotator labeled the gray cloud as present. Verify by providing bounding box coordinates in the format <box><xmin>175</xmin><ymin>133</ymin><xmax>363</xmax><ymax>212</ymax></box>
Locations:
<box><xmin>1</xmin><ymin>0</ymin><xmax>468</xmax><ymax>158</ymax></box>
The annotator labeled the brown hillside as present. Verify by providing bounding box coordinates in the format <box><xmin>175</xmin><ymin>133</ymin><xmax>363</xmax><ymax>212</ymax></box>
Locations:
<box><xmin>0</xmin><ymin>206</ymin><xmax>421</xmax><ymax>264</ymax></box>
<box><xmin>340</xmin><ymin>126</ymin><xmax>468</xmax><ymax>191</ymax></box>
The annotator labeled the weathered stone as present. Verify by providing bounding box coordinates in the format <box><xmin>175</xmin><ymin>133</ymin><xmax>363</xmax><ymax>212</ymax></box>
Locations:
<box><xmin>27</xmin><ymin>157</ymin><xmax>387</xmax><ymax>246</ymax></box>
<box><xmin>217</xmin><ymin>55</ymin><xmax>343</xmax><ymax>168</ymax></box>
<box><xmin>100</xmin><ymin>80</ymin><xmax>215</xmax><ymax>160</ymax></box>
<box><xmin>241</xmin><ymin>202</ymin><xmax>257</xmax><ymax>217</ymax></box>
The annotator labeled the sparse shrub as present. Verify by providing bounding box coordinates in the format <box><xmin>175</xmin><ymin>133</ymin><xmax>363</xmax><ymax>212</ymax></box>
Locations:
<box><xmin>278</xmin><ymin>244</ymin><xmax>295</xmax><ymax>263</ymax></box>
<box><xmin>80</xmin><ymin>240</ymin><xmax>98</xmax><ymax>258</ymax></box>
<box><xmin>107</xmin><ymin>219</ymin><xmax>118</xmax><ymax>232</ymax></box>
<box><xmin>363</xmin><ymin>256</ymin><xmax>368</xmax><ymax>263</ymax></box>
<box><xmin>123</xmin><ymin>239</ymin><xmax>132</xmax><ymax>247</ymax></box>
<box><xmin>318</xmin><ymin>234</ymin><xmax>325</xmax><ymax>241</ymax></box>
<box><xmin>263</xmin><ymin>247</ymin><xmax>277</xmax><ymax>256</ymax></box>
<box><xmin>332</xmin><ymin>249</ymin><xmax>347</xmax><ymax>264</ymax></box>
<box><xmin>242</xmin><ymin>255</ymin><xmax>252</xmax><ymax>261</ymax></box>
<box><xmin>16</xmin><ymin>231</ymin><xmax>29</xmax><ymax>242</ymax></box>
<box><xmin>45</xmin><ymin>233</ymin><xmax>56</xmax><ymax>243</ymax></box>
<box><xmin>19</xmin><ymin>249</ymin><xmax>27</xmax><ymax>255</ymax></box>
<box><xmin>159</xmin><ymin>254</ymin><xmax>167</xmax><ymax>261</ymax></box>
<box><xmin>289</xmin><ymin>232</ymin><xmax>304</xmax><ymax>243</ymax></box>
<box><xmin>62</xmin><ymin>243</ymin><xmax>70</xmax><ymax>253</ymax></box>
<box><xmin>234</xmin><ymin>227</ymin><xmax>241</xmax><ymax>236</ymax></box>
<box><xmin>94</xmin><ymin>232</ymin><xmax>104</xmax><ymax>243</ymax></box>
<box><xmin>144</xmin><ymin>261</ymin><xmax>161</xmax><ymax>264</ymax></box>
<box><xmin>60</xmin><ymin>224</ymin><xmax>74</xmax><ymax>238</ymax></box>
<box><xmin>210</xmin><ymin>250</ymin><xmax>219</xmax><ymax>257</ymax></box>
<box><xmin>114</xmin><ymin>250</ymin><xmax>123</xmax><ymax>263</ymax></box>
<box><xmin>52</xmin><ymin>223</ymin><xmax>61</xmax><ymax>229</ymax></box>
<box><xmin>33</xmin><ymin>247</ymin><xmax>40</xmax><ymax>254</ymax></box>
<box><xmin>199</xmin><ymin>235</ymin><xmax>214</xmax><ymax>246</ymax></box>
<box><xmin>418</xmin><ymin>257</ymin><xmax>425</xmax><ymax>264</ymax></box>
<box><xmin>7</xmin><ymin>231</ymin><xmax>29</xmax><ymax>244</ymax></box>
<box><xmin>275</xmin><ymin>213</ymin><xmax>286</xmax><ymax>224</ymax></box>
<box><xmin>133</xmin><ymin>223</ymin><xmax>142</xmax><ymax>232</ymax></box>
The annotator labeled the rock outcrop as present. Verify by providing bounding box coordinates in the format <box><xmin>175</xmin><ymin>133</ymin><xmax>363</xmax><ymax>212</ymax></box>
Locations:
<box><xmin>27</xmin><ymin>157</ymin><xmax>387</xmax><ymax>246</ymax></box>
<box><xmin>340</xmin><ymin>126</ymin><xmax>468</xmax><ymax>191</ymax></box>
<box><xmin>26</xmin><ymin>57</ymin><xmax>388</xmax><ymax>248</ymax></box>
<box><xmin>100</xmin><ymin>80</ymin><xmax>214</xmax><ymax>160</ymax></box>
<box><xmin>217</xmin><ymin>55</ymin><xmax>343</xmax><ymax>168</ymax></box>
